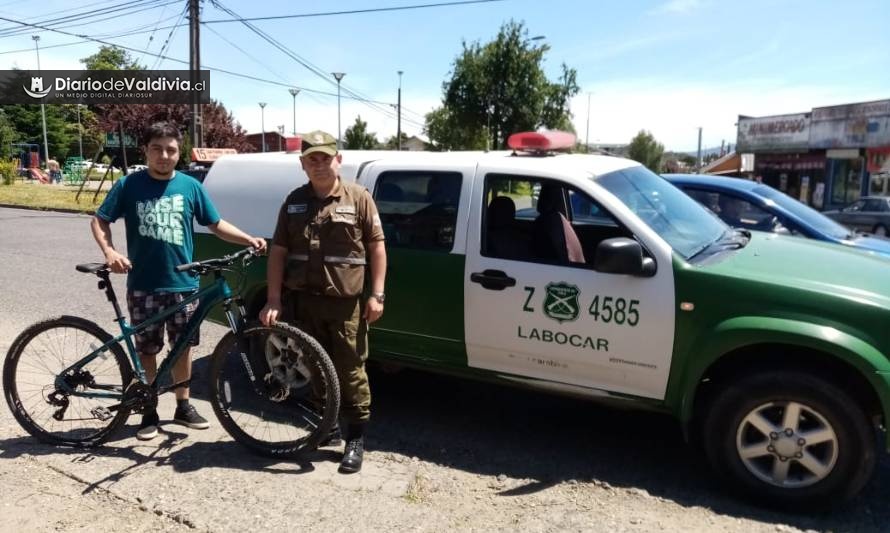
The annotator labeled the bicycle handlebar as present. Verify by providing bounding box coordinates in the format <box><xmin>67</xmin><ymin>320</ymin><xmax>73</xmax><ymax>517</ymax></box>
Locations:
<box><xmin>175</xmin><ymin>247</ymin><xmax>259</xmax><ymax>274</ymax></box>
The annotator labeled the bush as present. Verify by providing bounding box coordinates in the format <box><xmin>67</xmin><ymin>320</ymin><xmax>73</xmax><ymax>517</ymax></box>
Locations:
<box><xmin>0</xmin><ymin>159</ymin><xmax>17</xmax><ymax>185</ymax></box>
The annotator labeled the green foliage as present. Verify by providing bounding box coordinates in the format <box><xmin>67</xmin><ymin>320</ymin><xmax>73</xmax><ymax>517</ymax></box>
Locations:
<box><xmin>80</xmin><ymin>46</ymin><xmax>144</xmax><ymax>70</ymax></box>
<box><xmin>0</xmin><ymin>159</ymin><xmax>17</xmax><ymax>185</ymax></box>
<box><xmin>424</xmin><ymin>107</ymin><xmax>486</xmax><ymax>151</ymax></box>
<box><xmin>383</xmin><ymin>132</ymin><xmax>409</xmax><ymax>150</ymax></box>
<box><xmin>344</xmin><ymin>116</ymin><xmax>378</xmax><ymax>149</ymax></box>
<box><xmin>425</xmin><ymin>20</ymin><xmax>579</xmax><ymax>150</ymax></box>
<box><xmin>0</xmin><ymin>109</ymin><xmax>18</xmax><ymax>159</ymax></box>
<box><xmin>100</xmin><ymin>154</ymin><xmax>112</xmax><ymax>165</ymax></box>
<box><xmin>627</xmin><ymin>130</ymin><xmax>665</xmax><ymax>173</ymax></box>
<box><xmin>2</xmin><ymin>104</ymin><xmax>75</xmax><ymax>162</ymax></box>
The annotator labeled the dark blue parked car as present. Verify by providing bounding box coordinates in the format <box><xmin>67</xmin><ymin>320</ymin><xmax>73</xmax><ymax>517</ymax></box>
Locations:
<box><xmin>663</xmin><ymin>174</ymin><xmax>890</xmax><ymax>257</ymax></box>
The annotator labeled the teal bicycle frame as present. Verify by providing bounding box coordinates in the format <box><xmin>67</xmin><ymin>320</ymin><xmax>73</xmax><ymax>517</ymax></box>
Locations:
<box><xmin>55</xmin><ymin>268</ymin><xmax>246</xmax><ymax>401</ymax></box>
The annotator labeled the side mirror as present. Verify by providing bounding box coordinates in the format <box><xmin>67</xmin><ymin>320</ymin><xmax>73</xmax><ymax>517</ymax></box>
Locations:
<box><xmin>594</xmin><ymin>237</ymin><xmax>657</xmax><ymax>277</ymax></box>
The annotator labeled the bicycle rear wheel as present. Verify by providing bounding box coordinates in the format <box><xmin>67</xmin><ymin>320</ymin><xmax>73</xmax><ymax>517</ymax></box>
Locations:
<box><xmin>3</xmin><ymin>316</ymin><xmax>133</xmax><ymax>447</ymax></box>
<box><xmin>209</xmin><ymin>321</ymin><xmax>340</xmax><ymax>457</ymax></box>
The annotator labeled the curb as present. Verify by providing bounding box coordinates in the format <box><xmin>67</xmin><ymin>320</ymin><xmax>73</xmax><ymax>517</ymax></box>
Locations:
<box><xmin>0</xmin><ymin>203</ymin><xmax>97</xmax><ymax>215</ymax></box>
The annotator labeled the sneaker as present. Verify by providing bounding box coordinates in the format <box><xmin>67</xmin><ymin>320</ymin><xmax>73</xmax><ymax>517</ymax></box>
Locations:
<box><xmin>173</xmin><ymin>404</ymin><xmax>210</xmax><ymax>429</ymax></box>
<box><xmin>136</xmin><ymin>411</ymin><xmax>160</xmax><ymax>440</ymax></box>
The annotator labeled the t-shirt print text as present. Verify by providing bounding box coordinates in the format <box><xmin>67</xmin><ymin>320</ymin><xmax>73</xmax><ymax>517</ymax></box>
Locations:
<box><xmin>137</xmin><ymin>194</ymin><xmax>186</xmax><ymax>245</ymax></box>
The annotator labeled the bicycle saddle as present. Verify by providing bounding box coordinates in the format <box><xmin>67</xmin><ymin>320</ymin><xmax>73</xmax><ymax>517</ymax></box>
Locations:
<box><xmin>76</xmin><ymin>263</ymin><xmax>108</xmax><ymax>273</ymax></box>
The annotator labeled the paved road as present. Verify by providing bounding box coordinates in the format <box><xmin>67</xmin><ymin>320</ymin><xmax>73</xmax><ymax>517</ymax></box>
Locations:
<box><xmin>1</xmin><ymin>206</ymin><xmax>888</xmax><ymax>532</ymax></box>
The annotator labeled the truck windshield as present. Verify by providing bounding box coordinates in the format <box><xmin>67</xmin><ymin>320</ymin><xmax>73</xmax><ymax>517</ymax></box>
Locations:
<box><xmin>597</xmin><ymin>165</ymin><xmax>727</xmax><ymax>259</ymax></box>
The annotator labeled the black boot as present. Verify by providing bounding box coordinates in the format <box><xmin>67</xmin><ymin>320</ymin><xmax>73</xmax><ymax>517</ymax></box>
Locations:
<box><xmin>339</xmin><ymin>424</ymin><xmax>365</xmax><ymax>474</ymax></box>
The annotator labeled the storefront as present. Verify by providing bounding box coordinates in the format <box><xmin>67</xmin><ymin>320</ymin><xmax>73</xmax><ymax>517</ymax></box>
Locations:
<box><xmin>810</xmin><ymin>99</ymin><xmax>890</xmax><ymax>209</ymax></box>
<box><xmin>867</xmin><ymin>147</ymin><xmax>890</xmax><ymax>196</ymax></box>
<box><xmin>737</xmin><ymin>113</ymin><xmax>827</xmax><ymax>208</ymax></box>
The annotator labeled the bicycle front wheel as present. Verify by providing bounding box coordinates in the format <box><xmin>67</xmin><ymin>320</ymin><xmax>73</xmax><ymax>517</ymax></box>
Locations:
<box><xmin>3</xmin><ymin>316</ymin><xmax>133</xmax><ymax>447</ymax></box>
<box><xmin>209</xmin><ymin>321</ymin><xmax>340</xmax><ymax>457</ymax></box>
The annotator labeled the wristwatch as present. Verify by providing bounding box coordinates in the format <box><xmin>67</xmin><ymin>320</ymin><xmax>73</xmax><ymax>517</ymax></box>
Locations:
<box><xmin>371</xmin><ymin>292</ymin><xmax>385</xmax><ymax>304</ymax></box>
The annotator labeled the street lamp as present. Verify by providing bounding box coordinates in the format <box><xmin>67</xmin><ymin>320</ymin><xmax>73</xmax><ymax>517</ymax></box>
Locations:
<box><xmin>585</xmin><ymin>92</ymin><xmax>591</xmax><ymax>153</ymax></box>
<box><xmin>258</xmin><ymin>102</ymin><xmax>267</xmax><ymax>152</ymax></box>
<box><xmin>277</xmin><ymin>125</ymin><xmax>284</xmax><ymax>151</ymax></box>
<box><xmin>332</xmin><ymin>72</ymin><xmax>345</xmax><ymax>150</ymax></box>
<box><xmin>396</xmin><ymin>70</ymin><xmax>403</xmax><ymax>151</ymax></box>
<box><xmin>32</xmin><ymin>35</ymin><xmax>49</xmax><ymax>169</ymax></box>
<box><xmin>288</xmin><ymin>88</ymin><xmax>300</xmax><ymax>136</ymax></box>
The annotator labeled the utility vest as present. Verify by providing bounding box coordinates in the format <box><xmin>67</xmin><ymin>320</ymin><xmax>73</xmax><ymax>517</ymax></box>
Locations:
<box><xmin>280</xmin><ymin>181</ymin><xmax>370</xmax><ymax>298</ymax></box>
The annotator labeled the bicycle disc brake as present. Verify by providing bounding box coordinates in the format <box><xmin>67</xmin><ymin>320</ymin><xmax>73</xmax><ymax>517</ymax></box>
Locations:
<box><xmin>263</xmin><ymin>332</ymin><xmax>311</xmax><ymax>402</ymax></box>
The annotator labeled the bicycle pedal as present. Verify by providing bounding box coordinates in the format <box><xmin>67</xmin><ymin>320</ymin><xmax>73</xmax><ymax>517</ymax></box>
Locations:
<box><xmin>91</xmin><ymin>406</ymin><xmax>113</xmax><ymax>421</ymax></box>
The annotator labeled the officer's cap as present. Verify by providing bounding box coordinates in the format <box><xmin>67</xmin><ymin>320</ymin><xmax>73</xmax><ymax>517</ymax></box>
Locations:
<box><xmin>301</xmin><ymin>130</ymin><xmax>338</xmax><ymax>157</ymax></box>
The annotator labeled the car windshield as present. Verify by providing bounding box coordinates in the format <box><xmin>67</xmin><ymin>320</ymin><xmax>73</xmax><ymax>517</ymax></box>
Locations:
<box><xmin>752</xmin><ymin>185</ymin><xmax>850</xmax><ymax>239</ymax></box>
<box><xmin>596</xmin><ymin>165</ymin><xmax>727</xmax><ymax>258</ymax></box>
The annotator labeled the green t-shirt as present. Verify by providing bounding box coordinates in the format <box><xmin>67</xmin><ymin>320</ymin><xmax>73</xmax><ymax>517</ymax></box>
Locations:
<box><xmin>96</xmin><ymin>170</ymin><xmax>221</xmax><ymax>292</ymax></box>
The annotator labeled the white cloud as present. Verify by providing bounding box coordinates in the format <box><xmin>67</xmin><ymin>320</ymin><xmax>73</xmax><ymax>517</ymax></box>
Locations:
<box><xmin>650</xmin><ymin>0</ymin><xmax>707</xmax><ymax>14</ymax></box>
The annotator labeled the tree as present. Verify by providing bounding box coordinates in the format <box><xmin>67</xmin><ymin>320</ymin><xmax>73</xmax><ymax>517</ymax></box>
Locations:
<box><xmin>344</xmin><ymin>116</ymin><xmax>378</xmax><ymax>149</ymax></box>
<box><xmin>2</xmin><ymin>104</ymin><xmax>75</xmax><ymax>162</ymax></box>
<box><xmin>627</xmin><ymin>130</ymin><xmax>664</xmax><ymax>173</ymax></box>
<box><xmin>80</xmin><ymin>46</ymin><xmax>144</xmax><ymax>70</ymax></box>
<box><xmin>94</xmin><ymin>101</ymin><xmax>254</xmax><ymax>165</ymax></box>
<box><xmin>424</xmin><ymin>107</ymin><xmax>486</xmax><ymax>152</ymax></box>
<box><xmin>425</xmin><ymin>20</ymin><xmax>579</xmax><ymax>150</ymax></box>
<box><xmin>382</xmin><ymin>132</ymin><xmax>409</xmax><ymax>150</ymax></box>
<box><xmin>0</xmin><ymin>108</ymin><xmax>19</xmax><ymax>159</ymax></box>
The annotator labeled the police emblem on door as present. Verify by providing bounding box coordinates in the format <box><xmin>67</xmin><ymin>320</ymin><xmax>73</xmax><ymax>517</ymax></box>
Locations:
<box><xmin>543</xmin><ymin>282</ymin><xmax>580</xmax><ymax>323</ymax></box>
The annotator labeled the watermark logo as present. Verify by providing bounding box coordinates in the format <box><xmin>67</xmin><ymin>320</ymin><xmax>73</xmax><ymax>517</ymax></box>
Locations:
<box><xmin>0</xmin><ymin>69</ymin><xmax>210</xmax><ymax>104</ymax></box>
<box><xmin>23</xmin><ymin>76</ymin><xmax>51</xmax><ymax>99</ymax></box>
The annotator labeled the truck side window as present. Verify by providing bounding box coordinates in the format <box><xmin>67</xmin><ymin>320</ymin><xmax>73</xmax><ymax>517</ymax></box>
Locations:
<box><xmin>373</xmin><ymin>171</ymin><xmax>462</xmax><ymax>251</ymax></box>
<box><xmin>483</xmin><ymin>175</ymin><xmax>629</xmax><ymax>267</ymax></box>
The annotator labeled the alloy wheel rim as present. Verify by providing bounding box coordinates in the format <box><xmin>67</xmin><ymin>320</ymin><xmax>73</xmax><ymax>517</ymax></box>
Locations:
<box><xmin>736</xmin><ymin>400</ymin><xmax>838</xmax><ymax>488</ymax></box>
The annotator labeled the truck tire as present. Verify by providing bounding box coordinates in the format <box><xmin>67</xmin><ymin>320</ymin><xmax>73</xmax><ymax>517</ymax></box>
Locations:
<box><xmin>702</xmin><ymin>370</ymin><xmax>876</xmax><ymax>510</ymax></box>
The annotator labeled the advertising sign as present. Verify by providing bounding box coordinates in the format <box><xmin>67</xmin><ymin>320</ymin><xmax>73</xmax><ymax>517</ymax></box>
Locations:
<box><xmin>737</xmin><ymin>113</ymin><xmax>810</xmax><ymax>152</ymax></box>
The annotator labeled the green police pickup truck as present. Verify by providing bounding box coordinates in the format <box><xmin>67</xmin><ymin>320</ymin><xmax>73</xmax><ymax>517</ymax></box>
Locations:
<box><xmin>196</xmin><ymin>134</ymin><xmax>890</xmax><ymax>509</ymax></box>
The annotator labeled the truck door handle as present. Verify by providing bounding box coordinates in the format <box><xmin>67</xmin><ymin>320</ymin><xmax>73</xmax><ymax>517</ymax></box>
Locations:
<box><xmin>470</xmin><ymin>270</ymin><xmax>516</xmax><ymax>291</ymax></box>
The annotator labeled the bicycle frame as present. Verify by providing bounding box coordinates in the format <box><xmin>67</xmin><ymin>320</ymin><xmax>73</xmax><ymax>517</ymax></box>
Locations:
<box><xmin>56</xmin><ymin>272</ymin><xmax>247</xmax><ymax>400</ymax></box>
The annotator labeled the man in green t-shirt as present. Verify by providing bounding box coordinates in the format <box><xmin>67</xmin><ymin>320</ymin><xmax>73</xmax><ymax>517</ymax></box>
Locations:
<box><xmin>92</xmin><ymin>122</ymin><xmax>266</xmax><ymax>441</ymax></box>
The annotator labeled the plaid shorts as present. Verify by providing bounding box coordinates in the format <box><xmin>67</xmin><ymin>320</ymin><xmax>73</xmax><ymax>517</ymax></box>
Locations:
<box><xmin>126</xmin><ymin>290</ymin><xmax>200</xmax><ymax>356</ymax></box>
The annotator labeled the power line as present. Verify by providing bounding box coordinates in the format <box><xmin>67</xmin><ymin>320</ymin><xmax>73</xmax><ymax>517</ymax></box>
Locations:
<box><xmin>209</xmin><ymin>0</ymin><xmax>423</xmax><ymax>127</ymax></box>
<box><xmin>201</xmin><ymin>0</ymin><xmax>505</xmax><ymax>24</ymax></box>
<box><xmin>0</xmin><ymin>0</ymin><xmax>174</xmax><ymax>38</ymax></box>
<box><xmin>150</xmin><ymin>4</ymin><xmax>188</xmax><ymax>69</ymax></box>
<box><xmin>0</xmin><ymin>12</ymin><xmax>425</xmax><ymax>124</ymax></box>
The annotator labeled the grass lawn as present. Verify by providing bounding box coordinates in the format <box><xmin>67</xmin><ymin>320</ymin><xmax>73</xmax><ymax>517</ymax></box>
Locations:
<box><xmin>0</xmin><ymin>182</ymin><xmax>108</xmax><ymax>213</ymax></box>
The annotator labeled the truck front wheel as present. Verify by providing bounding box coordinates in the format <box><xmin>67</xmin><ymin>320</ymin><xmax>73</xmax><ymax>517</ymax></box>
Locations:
<box><xmin>702</xmin><ymin>370</ymin><xmax>876</xmax><ymax>510</ymax></box>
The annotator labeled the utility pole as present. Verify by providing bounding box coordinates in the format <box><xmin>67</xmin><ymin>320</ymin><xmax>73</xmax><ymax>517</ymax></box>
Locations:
<box><xmin>585</xmin><ymin>92</ymin><xmax>591</xmax><ymax>153</ymax></box>
<box><xmin>397</xmin><ymin>70</ymin><xmax>403</xmax><ymax>151</ymax></box>
<box><xmin>188</xmin><ymin>0</ymin><xmax>203</xmax><ymax>147</ymax></box>
<box><xmin>696</xmin><ymin>127</ymin><xmax>703</xmax><ymax>173</ymax></box>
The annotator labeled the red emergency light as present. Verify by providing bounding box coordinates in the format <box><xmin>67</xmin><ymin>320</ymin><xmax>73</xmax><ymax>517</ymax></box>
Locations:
<box><xmin>507</xmin><ymin>130</ymin><xmax>576</xmax><ymax>152</ymax></box>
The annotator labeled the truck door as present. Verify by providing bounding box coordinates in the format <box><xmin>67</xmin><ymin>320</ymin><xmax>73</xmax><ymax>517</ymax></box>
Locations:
<box><xmin>463</xmin><ymin>168</ymin><xmax>676</xmax><ymax>400</ymax></box>
<box><xmin>359</xmin><ymin>161</ymin><xmax>476</xmax><ymax>368</ymax></box>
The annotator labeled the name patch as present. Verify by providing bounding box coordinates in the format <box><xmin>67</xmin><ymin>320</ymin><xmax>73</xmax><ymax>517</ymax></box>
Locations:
<box><xmin>288</xmin><ymin>203</ymin><xmax>308</xmax><ymax>214</ymax></box>
<box><xmin>335</xmin><ymin>205</ymin><xmax>356</xmax><ymax>215</ymax></box>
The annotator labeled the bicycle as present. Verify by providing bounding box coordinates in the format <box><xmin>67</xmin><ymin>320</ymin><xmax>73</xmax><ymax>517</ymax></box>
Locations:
<box><xmin>3</xmin><ymin>248</ymin><xmax>340</xmax><ymax>457</ymax></box>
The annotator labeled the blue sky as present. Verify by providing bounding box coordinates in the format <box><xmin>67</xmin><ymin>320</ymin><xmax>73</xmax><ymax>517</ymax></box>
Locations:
<box><xmin>1</xmin><ymin>0</ymin><xmax>888</xmax><ymax>151</ymax></box>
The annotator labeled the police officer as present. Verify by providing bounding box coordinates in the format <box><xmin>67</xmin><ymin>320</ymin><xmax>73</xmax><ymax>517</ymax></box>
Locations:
<box><xmin>260</xmin><ymin>130</ymin><xmax>386</xmax><ymax>473</ymax></box>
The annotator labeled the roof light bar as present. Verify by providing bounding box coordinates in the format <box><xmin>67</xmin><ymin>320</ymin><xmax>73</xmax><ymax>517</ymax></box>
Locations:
<box><xmin>507</xmin><ymin>130</ymin><xmax>577</xmax><ymax>152</ymax></box>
